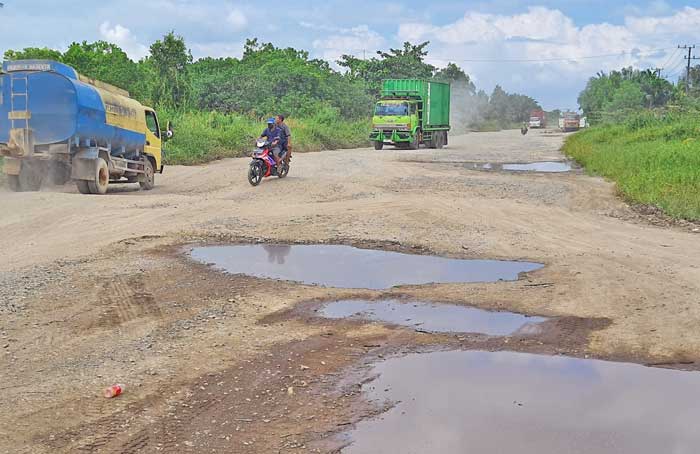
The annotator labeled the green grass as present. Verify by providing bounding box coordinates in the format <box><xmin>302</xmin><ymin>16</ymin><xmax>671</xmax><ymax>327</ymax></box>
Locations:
<box><xmin>563</xmin><ymin>112</ymin><xmax>700</xmax><ymax>220</ymax></box>
<box><xmin>161</xmin><ymin>108</ymin><xmax>370</xmax><ymax>165</ymax></box>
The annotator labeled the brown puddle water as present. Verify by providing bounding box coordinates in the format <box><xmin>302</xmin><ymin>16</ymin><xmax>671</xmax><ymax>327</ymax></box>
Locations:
<box><xmin>341</xmin><ymin>350</ymin><xmax>700</xmax><ymax>453</ymax></box>
<box><xmin>318</xmin><ymin>299</ymin><xmax>546</xmax><ymax>335</ymax></box>
<box><xmin>190</xmin><ymin>245</ymin><xmax>543</xmax><ymax>289</ymax></box>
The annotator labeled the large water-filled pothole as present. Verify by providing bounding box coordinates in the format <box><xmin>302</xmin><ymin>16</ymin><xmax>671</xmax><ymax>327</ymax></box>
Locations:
<box><xmin>341</xmin><ymin>350</ymin><xmax>700</xmax><ymax>453</ymax></box>
<box><xmin>466</xmin><ymin>161</ymin><xmax>573</xmax><ymax>173</ymax></box>
<box><xmin>317</xmin><ymin>299</ymin><xmax>546</xmax><ymax>335</ymax></box>
<box><xmin>190</xmin><ymin>245</ymin><xmax>543</xmax><ymax>289</ymax></box>
<box><xmin>503</xmin><ymin>161</ymin><xmax>573</xmax><ymax>172</ymax></box>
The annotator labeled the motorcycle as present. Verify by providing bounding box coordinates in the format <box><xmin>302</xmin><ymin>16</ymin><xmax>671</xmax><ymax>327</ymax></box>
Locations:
<box><xmin>247</xmin><ymin>138</ymin><xmax>289</xmax><ymax>186</ymax></box>
<box><xmin>521</xmin><ymin>125</ymin><xmax>529</xmax><ymax>135</ymax></box>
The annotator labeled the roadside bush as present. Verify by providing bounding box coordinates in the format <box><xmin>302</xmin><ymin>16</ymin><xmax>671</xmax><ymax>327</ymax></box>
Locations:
<box><xmin>161</xmin><ymin>108</ymin><xmax>369</xmax><ymax>165</ymax></box>
<box><xmin>564</xmin><ymin>115</ymin><xmax>700</xmax><ymax>220</ymax></box>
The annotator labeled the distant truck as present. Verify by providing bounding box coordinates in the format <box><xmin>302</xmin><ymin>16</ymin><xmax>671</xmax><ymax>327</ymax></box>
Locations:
<box><xmin>561</xmin><ymin>111</ymin><xmax>581</xmax><ymax>132</ymax></box>
<box><xmin>0</xmin><ymin>60</ymin><xmax>171</xmax><ymax>194</ymax></box>
<box><xmin>528</xmin><ymin>109</ymin><xmax>546</xmax><ymax>129</ymax></box>
<box><xmin>370</xmin><ymin>79</ymin><xmax>450</xmax><ymax>150</ymax></box>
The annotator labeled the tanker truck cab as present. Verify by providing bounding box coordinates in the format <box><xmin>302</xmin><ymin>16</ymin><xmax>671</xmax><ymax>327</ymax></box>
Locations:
<box><xmin>0</xmin><ymin>59</ymin><xmax>171</xmax><ymax>194</ymax></box>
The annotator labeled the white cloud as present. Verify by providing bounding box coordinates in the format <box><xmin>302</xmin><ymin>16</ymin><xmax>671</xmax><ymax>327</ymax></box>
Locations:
<box><xmin>189</xmin><ymin>41</ymin><xmax>244</xmax><ymax>59</ymax></box>
<box><xmin>309</xmin><ymin>24</ymin><xmax>386</xmax><ymax>62</ymax></box>
<box><xmin>98</xmin><ymin>21</ymin><xmax>149</xmax><ymax>60</ymax></box>
<box><xmin>226</xmin><ymin>9</ymin><xmax>248</xmax><ymax>31</ymax></box>
<box><xmin>397</xmin><ymin>6</ymin><xmax>700</xmax><ymax>109</ymax></box>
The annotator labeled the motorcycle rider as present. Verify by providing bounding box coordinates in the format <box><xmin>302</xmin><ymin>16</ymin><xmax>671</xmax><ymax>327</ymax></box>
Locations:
<box><xmin>276</xmin><ymin>114</ymin><xmax>292</xmax><ymax>162</ymax></box>
<box><xmin>259</xmin><ymin>118</ymin><xmax>283</xmax><ymax>172</ymax></box>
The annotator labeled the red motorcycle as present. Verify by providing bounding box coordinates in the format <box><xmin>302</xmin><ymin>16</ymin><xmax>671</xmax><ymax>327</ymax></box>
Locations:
<box><xmin>247</xmin><ymin>139</ymin><xmax>289</xmax><ymax>186</ymax></box>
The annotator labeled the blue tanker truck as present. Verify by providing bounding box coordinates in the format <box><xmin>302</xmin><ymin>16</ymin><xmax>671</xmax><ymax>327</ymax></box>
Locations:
<box><xmin>0</xmin><ymin>60</ymin><xmax>171</xmax><ymax>194</ymax></box>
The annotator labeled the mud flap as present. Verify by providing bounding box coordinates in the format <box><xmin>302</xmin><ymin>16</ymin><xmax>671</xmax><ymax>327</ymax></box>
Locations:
<box><xmin>71</xmin><ymin>149</ymin><xmax>99</xmax><ymax>181</ymax></box>
<box><xmin>2</xmin><ymin>157</ymin><xmax>21</xmax><ymax>176</ymax></box>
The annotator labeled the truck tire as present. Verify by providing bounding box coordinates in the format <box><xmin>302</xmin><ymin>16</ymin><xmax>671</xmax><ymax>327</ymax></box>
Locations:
<box><xmin>139</xmin><ymin>159</ymin><xmax>155</xmax><ymax>191</ymax></box>
<box><xmin>76</xmin><ymin>180</ymin><xmax>91</xmax><ymax>194</ymax></box>
<box><xmin>374</xmin><ymin>141</ymin><xmax>384</xmax><ymax>150</ymax></box>
<box><xmin>87</xmin><ymin>158</ymin><xmax>109</xmax><ymax>194</ymax></box>
<box><xmin>18</xmin><ymin>163</ymin><xmax>44</xmax><ymax>191</ymax></box>
<box><xmin>435</xmin><ymin>132</ymin><xmax>445</xmax><ymax>150</ymax></box>
<box><xmin>7</xmin><ymin>175</ymin><xmax>21</xmax><ymax>192</ymax></box>
<box><xmin>409</xmin><ymin>134</ymin><xmax>420</xmax><ymax>150</ymax></box>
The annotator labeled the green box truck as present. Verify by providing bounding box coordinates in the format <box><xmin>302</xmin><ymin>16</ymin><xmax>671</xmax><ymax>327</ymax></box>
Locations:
<box><xmin>369</xmin><ymin>79</ymin><xmax>450</xmax><ymax>150</ymax></box>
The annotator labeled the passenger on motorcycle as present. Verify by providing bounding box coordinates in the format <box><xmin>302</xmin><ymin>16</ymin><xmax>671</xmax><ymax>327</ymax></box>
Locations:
<box><xmin>259</xmin><ymin>118</ymin><xmax>284</xmax><ymax>171</ymax></box>
<box><xmin>276</xmin><ymin>114</ymin><xmax>292</xmax><ymax>161</ymax></box>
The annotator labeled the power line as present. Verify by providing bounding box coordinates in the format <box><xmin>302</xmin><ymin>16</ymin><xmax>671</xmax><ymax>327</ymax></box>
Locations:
<box><xmin>659</xmin><ymin>47</ymin><xmax>680</xmax><ymax>73</ymax></box>
<box><xmin>339</xmin><ymin>46</ymin><xmax>679</xmax><ymax>64</ymax></box>
<box><xmin>431</xmin><ymin>47</ymin><xmax>678</xmax><ymax>63</ymax></box>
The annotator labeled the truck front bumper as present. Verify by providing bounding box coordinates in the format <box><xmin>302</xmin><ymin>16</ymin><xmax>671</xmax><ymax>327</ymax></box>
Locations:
<box><xmin>369</xmin><ymin>129</ymin><xmax>412</xmax><ymax>143</ymax></box>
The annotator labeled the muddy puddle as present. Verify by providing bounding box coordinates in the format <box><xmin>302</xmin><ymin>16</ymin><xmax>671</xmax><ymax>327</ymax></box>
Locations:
<box><xmin>341</xmin><ymin>350</ymin><xmax>700</xmax><ymax>453</ymax></box>
<box><xmin>467</xmin><ymin>161</ymin><xmax>573</xmax><ymax>173</ymax></box>
<box><xmin>318</xmin><ymin>299</ymin><xmax>546</xmax><ymax>335</ymax></box>
<box><xmin>190</xmin><ymin>245</ymin><xmax>543</xmax><ymax>289</ymax></box>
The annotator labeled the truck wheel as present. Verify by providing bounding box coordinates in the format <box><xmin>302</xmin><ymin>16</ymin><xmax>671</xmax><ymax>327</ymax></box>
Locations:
<box><xmin>18</xmin><ymin>162</ymin><xmax>44</xmax><ymax>191</ymax></box>
<box><xmin>409</xmin><ymin>135</ymin><xmax>420</xmax><ymax>150</ymax></box>
<box><xmin>87</xmin><ymin>158</ymin><xmax>109</xmax><ymax>194</ymax></box>
<box><xmin>435</xmin><ymin>132</ymin><xmax>445</xmax><ymax>150</ymax></box>
<box><xmin>76</xmin><ymin>180</ymin><xmax>91</xmax><ymax>194</ymax></box>
<box><xmin>374</xmin><ymin>141</ymin><xmax>384</xmax><ymax>150</ymax></box>
<box><xmin>7</xmin><ymin>175</ymin><xmax>21</xmax><ymax>192</ymax></box>
<box><xmin>139</xmin><ymin>159</ymin><xmax>155</xmax><ymax>191</ymax></box>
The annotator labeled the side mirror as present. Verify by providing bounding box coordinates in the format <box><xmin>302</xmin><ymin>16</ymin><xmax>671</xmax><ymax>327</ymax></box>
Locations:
<box><xmin>162</xmin><ymin>121</ymin><xmax>174</xmax><ymax>140</ymax></box>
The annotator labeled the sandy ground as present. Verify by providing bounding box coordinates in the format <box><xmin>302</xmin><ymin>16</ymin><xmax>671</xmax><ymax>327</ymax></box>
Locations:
<box><xmin>1</xmin><ymin>129</ymin><xmax>700</xmax><ymax>453</ymax></box>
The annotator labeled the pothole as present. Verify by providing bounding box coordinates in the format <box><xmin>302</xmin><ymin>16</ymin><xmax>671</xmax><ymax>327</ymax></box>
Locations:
<box><xmin>190</xmin><ymin>244</ymin><xmax>543</xmax><ymax>289</ymax></box>
<box><xmin>466</xmin><ymin>161</ymin><xmax>574</xmax><ymax>173</ymax></box>
<box><xmin>316</xmin><ymin>299</ymin><xmax>546</xmax><ymax>335</ymax></box>
<box><xmin>340</xmin><ymin>350</ymin><xmax>700</xmax><ymax>453</ymax></box>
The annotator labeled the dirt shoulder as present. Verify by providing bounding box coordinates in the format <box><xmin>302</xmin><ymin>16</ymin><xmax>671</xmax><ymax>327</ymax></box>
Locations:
<box><xmin>1</xmin><ymin>129</ymin><xmax>699</xmax><ymax>452</ymax></box>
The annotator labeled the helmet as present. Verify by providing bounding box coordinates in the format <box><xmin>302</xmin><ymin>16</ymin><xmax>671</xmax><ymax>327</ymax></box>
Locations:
<box><xmin>267</xmin><ymin>117</ymin><xmax>275</xmax><ymax>124</ymax></box>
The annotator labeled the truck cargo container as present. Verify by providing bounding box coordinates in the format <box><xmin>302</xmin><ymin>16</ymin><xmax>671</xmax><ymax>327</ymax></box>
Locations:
<box><xmin>528</xmin><ymin>109</ymin><xmax>546</xmax><ymax>128</ymax></box>
<box><xmin>562</xmin><ymin>111</ymin><xmax>581</xmax><ymax>132</ymax></box>
<box><xmin>0</xmin><ymin>60</ymin><xmax>171</xmax><ymax>194</ymax></box>
<box><xmin>369</xmin><ymin>79</ymin><xmax>450</xmax><ymax>150</ymax></box>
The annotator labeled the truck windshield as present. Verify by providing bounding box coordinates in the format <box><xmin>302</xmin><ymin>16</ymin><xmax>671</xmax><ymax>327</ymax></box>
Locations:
<box><xmin>375</xmin><ymin>103</ymin><xmax>409</xmax><ymax>116</ymax></box>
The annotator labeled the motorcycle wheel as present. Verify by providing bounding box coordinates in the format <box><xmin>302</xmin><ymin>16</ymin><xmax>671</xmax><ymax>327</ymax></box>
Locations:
<box><xmin>248</xmin><ymin>161</ymin><xmax>264</xmax><ymax>186</ymax></box>
<box><xmin>278</xmin><ymin>162</ymin><xmax>289</xmax><ymax>179</ymax></box>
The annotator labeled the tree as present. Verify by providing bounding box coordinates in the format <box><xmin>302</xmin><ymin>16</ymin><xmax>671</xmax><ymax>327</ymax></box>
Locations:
<box><xmin>62</xmin><ymin>41</ymin><xmax>149</xmax><ymax>101</ymax></box>
<box><xmin>148</xmin><ymin>31</ymin><xmax>193</xmax><ymax>108</ymax></box>
<box><xmin>578</xmin><ymin>67</ymin><xmax>675</xmax><ymax>118</ymax></box>
<box><xmin>3</xmin><ymin>47</ymin><xmax>63</xmax><ymax>61</ymax></box>
<box><xmin>434</xmin><ymin>62</ymin><xmax>476</xmax><ymax>95</ymax></box>
<box><xmin>338</xmin><ymin>41</ymin><xmax>436</xmax><ymax>96</ymax></box>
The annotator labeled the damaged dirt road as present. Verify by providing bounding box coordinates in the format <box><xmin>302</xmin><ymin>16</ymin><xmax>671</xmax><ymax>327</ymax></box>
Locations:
<box><xmin>1</xmin><ymin>130</ymin><xmax>700</xmax><ymax>453</ymax></box>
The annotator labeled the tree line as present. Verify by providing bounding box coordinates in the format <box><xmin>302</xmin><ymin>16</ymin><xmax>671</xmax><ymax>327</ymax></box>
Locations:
<box><xmin>2</xmin><ymin>33</ymin><xmax>541</xmax><ymax>129</ymax></box>
<box><xmin>577</xmin><ymin>66</ymin><xmax>700</xmax><ymax>124</ymax></box>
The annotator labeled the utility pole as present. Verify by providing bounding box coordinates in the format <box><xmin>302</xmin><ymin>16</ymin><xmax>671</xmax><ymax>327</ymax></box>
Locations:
<box><xmin>679</xmin><ymin>45</ymin><xmax>696</xmax><ymax>94</ymax></box>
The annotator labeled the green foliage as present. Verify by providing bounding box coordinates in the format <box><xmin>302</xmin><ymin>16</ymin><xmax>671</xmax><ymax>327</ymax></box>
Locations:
<box><xmin>3</xmin><ymin>47</ymin><xmax>62</xmax><ymax>61</ymax></box>
<box><xmin>338</xmin><ymin>41</ymin><xmax>436</xmax><ymax>96</ymax></box>
<box><xmin>578</xmin><ymin>68</ymin><xmax>676</xmax><ymax>122</ymax></box>
<box><xmin>189</xmin><ymin>39</ymin><xmax>372</xmax><ymax>119</ymax></box>
<box><xmin>162</xmin><ymin>108</ymin><xmax>369</xmax><ymax>165</ymax></box>
<box><xmin>563</xmin><ymin>113</ymin><xmax>700</xmax><ymax>220</ymax></box>
<box><xmin>62</xmin><ymin>41</ymin><xmax>150</xmax><ymax>101</ymax></box>
<box><xmin>148</xmin><ymin>32</ymin><xmax>192</xmax><ymax>108</ymax></box>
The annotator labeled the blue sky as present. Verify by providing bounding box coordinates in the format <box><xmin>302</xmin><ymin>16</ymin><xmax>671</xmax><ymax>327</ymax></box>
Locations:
<box><xmin>1</xmin><ymin>0</ymin><xmax>699</xmax><ymax>109</ymax></box>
